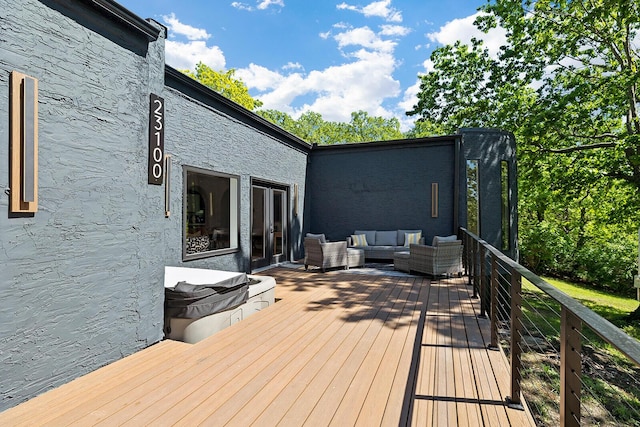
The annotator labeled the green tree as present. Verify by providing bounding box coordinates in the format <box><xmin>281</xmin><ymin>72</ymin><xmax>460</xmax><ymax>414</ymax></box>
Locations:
<box><xmin>183</xmin><ymin>62</ymin><xmax>263</xmax><ymax>111</ymax></box>
<box><xmin>407</xmin><ymin>0</ymin><xmax>640</xmax><ymax>303</ymax></box>
<box><xmin>258</xmin><ymin>109</ymin><xmax>403</xmax><ymax>145</ymax></box>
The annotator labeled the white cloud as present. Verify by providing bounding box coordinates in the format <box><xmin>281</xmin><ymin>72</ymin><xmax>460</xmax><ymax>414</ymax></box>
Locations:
<box><xmin>257</xmin><ymin>0</ymin><xmax>284</xmax><ymax>10</ymax></box>
<box><xmin>165</xmin><ymin>40</ymin><xmax>226</xmax><ymax>71</ymax></box>
<box><xmin>380</xmin><ymin>25</ymin><xmax>411</xmax><ymax>37</ymax></box>
<box><xmin>161</xmin><ymin>14</ymin><xmax>225</xmax><ymax>71</ymax></box>
<box><xmin>334</xmin><ymin>27</ymin><xmax>397</xmax><ymax>54</ymax></box>
<box><xmin>426</xmin><ymin>12</ymin><xmax>506</xmax><ymax>58</ymax></box>
<box><xmin>337</xmin><ymin>0</ymin><xmax>402</xmax><ymax>23</ymax></box>
<box><xmin>282</xmin><ymin>62</ymin><xmax>303</xmax><ymax>71</ymax></box>
<box><xmin>231</xmin><ymin>0</ymin><xmax>284</xmax><ymax>12</ymax></box>
<box><xmin>163</xmin><ymin>13</ymin><xmax>210</xmax><ymax>41</ymax></box>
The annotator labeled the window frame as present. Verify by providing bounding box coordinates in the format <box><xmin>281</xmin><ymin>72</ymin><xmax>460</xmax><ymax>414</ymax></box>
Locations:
<box><xmin>182</xmin><ymin>165</ymin><xmax>240</xmax><ymax>261</ymax></box>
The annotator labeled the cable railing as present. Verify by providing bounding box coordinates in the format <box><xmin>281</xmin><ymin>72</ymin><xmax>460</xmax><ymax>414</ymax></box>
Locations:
<box><xmin>461</xmin><ymin>228</ymin><xmax>640</xmax><ymax>427</ymax></box>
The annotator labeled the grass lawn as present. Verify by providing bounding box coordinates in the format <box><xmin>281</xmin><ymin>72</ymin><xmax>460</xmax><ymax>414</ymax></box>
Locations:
<box><xmin>541</xmin><ymin>276</ymin><xmax>640</xmax><ymax>340</ymax></box>
<box><xmin>518</xmin><ymin>276</ymin><xmax>640</xmax><ymax>426</ymax></box>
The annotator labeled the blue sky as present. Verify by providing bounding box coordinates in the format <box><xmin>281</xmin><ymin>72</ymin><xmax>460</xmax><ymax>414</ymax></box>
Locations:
<box><xmin>117</xmin><ymin>0</ymin><xmax>506</xmax><ymax>130</ymax></box>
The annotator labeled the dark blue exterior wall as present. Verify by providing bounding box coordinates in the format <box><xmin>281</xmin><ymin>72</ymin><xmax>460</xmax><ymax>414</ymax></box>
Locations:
<box><xmin>306</xmin><ymin>138</ymin><xmax>459</xmax><ymax>244</ymax></box>
<box><xmin>459</xmin><ymin>128</ymin><xmax>518</xmax><ymax>260</ymax></box>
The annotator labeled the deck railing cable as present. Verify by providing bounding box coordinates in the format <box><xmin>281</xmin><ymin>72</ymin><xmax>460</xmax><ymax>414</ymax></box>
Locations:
<box><xmin>460</xmin><ymin>228</ymin><xmax>640</xmax><ymax>427</ymax></box>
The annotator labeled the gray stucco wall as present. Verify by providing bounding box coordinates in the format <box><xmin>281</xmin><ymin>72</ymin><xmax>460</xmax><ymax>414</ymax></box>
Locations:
<box><xmin>161</xmin><ymin>84</ymin><xmax>309</xmax><ymax>272</ymax></box>
<box><xmin>306</xmin><ymin>140</ymin><xmax>458</xmax><ymax>244</ymax></box>
<box><xmin>0</xmin><ymin>0</ymin><xmax>311</xmax><ymax>411</ymax></box>
<box><xmin>0</xmin><ymin>0</ymin><xmax>168</xmax><ymax>410</ymax></box>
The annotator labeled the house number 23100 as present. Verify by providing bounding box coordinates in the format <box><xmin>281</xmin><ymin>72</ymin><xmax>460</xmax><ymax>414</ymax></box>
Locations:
<box><xmin>148</xmin><ymin>93</ymin><xmax>165</xmax><ymax>185</ymax></box>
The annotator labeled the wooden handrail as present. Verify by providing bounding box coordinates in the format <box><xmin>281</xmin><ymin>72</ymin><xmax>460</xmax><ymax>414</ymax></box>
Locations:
<box><xmin>460</xmin><ymin>227</ymin><xmax>640</xmax><ymax>427</ymax></box>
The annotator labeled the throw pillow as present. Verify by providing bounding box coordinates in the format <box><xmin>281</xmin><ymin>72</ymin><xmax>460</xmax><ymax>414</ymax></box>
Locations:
<box><xmin>351</xmin><ymin>234</ymin><xmax>368</xmax><ymax>247</ymax></box>
<box><xmin>306</xmin><ymin>233</ymin><xmax>326</xmax><ymax>243</ymax></box>
<box><xmin>355</xmin><ymin>230</ymin><xmax>376</xmax><ymax>246</ymax></box>
<box><xmin>404</xmin><ymin>232</ymin><xmax>422</xmax><ymax>247</ymax></box>
<box><xmin>432</xmin><ymin>234</ymin><xmax>458</xmax><ymax>246</ymax></box>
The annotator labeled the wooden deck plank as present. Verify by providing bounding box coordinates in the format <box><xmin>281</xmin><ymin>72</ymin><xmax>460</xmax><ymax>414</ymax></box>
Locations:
<box><xmin>187</xmin><ymin>274</ymin><xmax>393</xmax><ymax>426</ymax></box>
<box><xmin>122</xmin><ymin>285</ymin><xmax>345</xmax><ymax>426</ymax></box>
<box><xmin>83</xmin><ymin>284</ymin><xmax>342</xmax><ymax>426</ymax></box>
<box><xmin>0</xmin><ymin>340</ymin><xmax>191</xmax><ymax>426</ymax></box>
<box><xmin>245</xmin><ymin>275</ymin><xmax>394</xmax><ymax>426</ymax></box>
<box><xmin>380</xmin><ymin>277</ymin><xmax>430</xmax><ymax>426</ymax></box>
<box><xmin>279</xmin><ymin>275</ymin><xmax>409</xmax><ymax>425</ymax></box>
<box><xmin>331</xmin><ymin>277</ymin><xmax>422</xmax><ymax>426</ymax></box>
<box><xmin>0</xmin><ymin>268</ymin><xmax>536</xmax><ymax>427</ymax></box>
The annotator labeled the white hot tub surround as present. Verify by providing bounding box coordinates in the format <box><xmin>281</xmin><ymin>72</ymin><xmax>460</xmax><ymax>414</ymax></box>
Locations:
<box><xmin>163</xmin><ymin>266</ymin><xmax>276</xmax><ymax>344</ymax></box>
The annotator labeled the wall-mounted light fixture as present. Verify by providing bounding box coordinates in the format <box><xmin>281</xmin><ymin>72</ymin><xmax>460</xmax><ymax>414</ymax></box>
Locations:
<box><xmin>431</xmin><ymin>183</ymin><xmax>439</xmax><ymax>218</ymax></box>
<box><xmin>164</xmin><ymin>154</ymin><xmax>171</xmax><ymax>217</ymax></box>
<box><xmin>10</xmin><ymin>71</ymin><xmax>38</xmax><ymax>213</ymax></box>
<box><xmin>293</xmin><ymin>183</ymin><xmax>299</xmax><ymax>217</ymax></box>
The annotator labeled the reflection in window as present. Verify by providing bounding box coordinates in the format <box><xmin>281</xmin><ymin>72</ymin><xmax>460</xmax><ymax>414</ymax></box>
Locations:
<box><xmin>184</xmin><ymin>167</ymin><xmax>238</xmax><ymax>259</ymax></box>
<box><xmin>466</xmin><ymin>160</ymin><xmax>480</xmax><ymax>235</ymax></box>
<box><xmin>501</xmin><ymin>161</ymin><xmax>510</xmax><ymax>251</ymax></box>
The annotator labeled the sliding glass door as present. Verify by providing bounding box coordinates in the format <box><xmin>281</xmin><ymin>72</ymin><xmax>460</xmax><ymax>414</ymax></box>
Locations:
<box><xmin>251</xmin><ymin>183</ymin><xmax>288</xmax><ymax>270</ymax></box>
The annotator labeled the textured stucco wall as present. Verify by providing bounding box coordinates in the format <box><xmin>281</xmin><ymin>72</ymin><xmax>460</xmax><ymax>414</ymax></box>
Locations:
<box><xmin>161</xmin><ymin>86</ymin><xmax>309</xmax><ymax>271</ymax></box>
<box><xmin>0</xmin><ymin>1</ymin><xmax>310</xmax><ymax>411</ymax></box>
<box><xmin>0</xmin><ymin>0</ymin><xmax>168</xmax><ymax>410</ymax></box>
<box><xmin>307</xmin><ymin>141</ymin><xmax>457</xmax><ymax>243</ymax></box>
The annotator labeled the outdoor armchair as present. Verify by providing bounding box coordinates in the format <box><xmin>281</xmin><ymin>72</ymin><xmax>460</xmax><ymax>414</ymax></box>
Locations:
<box><xmin>304</xmin><ymin>237</ymin><xmax>348</xmax><ymax>272</ymax></box>
<box><xmin>409</xmin><ymin>240</ymin><xmax>463</xmax><ymax>277</ymax></box>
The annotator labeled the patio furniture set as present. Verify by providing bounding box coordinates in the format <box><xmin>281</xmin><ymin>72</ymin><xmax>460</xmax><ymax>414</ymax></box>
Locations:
<box><xmin>304</xmin><ymin>230</ymin><xmax>463</xmax><ymax>277</ymax></box>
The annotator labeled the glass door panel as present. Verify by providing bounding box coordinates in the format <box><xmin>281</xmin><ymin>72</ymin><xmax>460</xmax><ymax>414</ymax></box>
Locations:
<box><xmin>252</xmin><ymin>186</ymin><xmax>267</xmax><ymax>262</ymax></box>
<box><xmin>272</xmin><ymin>189</ymin><xmax>286</xmax><ymax>262</ymax></box>
<box><xmin>251</xmin><ymin>183</ymin><xmax>288</xmax><ymax>270</ymax></box>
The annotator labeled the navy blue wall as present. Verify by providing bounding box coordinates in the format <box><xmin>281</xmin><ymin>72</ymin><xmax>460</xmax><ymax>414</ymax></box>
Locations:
<box><xmin>306</xmin><ymin>138</ymin><xmax>459</xmax><ymax>244</ymax></box>
<box><xmin>459</xmin><ymin>128</ymin><xmax>518</xmax><ymax>260</ymax></box>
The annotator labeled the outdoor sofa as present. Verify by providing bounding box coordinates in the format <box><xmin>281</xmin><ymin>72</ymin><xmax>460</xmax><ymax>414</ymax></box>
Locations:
<box><xmin>347</xmin><ymin>229</ymin><xmax>424</xmax><ymax>260</ymax></box>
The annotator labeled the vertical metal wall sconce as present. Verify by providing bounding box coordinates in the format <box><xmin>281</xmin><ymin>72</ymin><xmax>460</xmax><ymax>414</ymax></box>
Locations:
<box><xmin>10</xmin><ymin>71</ymin><xmax>38</xmax><ymax>213</ymax></box>
<box><xmin>164</xmin><ymin>154</ymin><xmax>171</xmax><ymax>217</ymax></box>
<box><xmin>431</xmin><ymin>182</ymin><xmax>439</xmax><ymax>218</ymax></box>
<box><xmin>293</xmin><ymin>183</ymin><xmax>299</xmax><ymax>217</ymax></box>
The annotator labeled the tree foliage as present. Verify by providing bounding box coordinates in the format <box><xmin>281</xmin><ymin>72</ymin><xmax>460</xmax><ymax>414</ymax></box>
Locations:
<box><xmin>408</xmin><ymin>0</ymin><xmax>640</xmax><ymax>295</ymax></box>
<box><xmin>183</xmin><ymin>62</ymin><xmax>263</xmax><ymax>111</ymax></box>
<box><xmin>258</xmin><ymin>109</ymin><xmax>403</xmax><ymax>145</ymax></box>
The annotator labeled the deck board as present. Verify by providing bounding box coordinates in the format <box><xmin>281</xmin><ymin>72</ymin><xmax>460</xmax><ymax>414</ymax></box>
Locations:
<box><xmin>0</xmin><ymin>267</ymin><xmax>535</xmax><ymax>426</ymax></box>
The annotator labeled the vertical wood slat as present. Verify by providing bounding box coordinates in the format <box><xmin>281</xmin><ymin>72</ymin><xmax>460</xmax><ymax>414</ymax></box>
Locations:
<box><xmin>10</xmin><ymin>71</ymin><xmax>38</xmax><ymax>213</ymax></box>
<box><xmin>561</xmin><ymin>307</ymin><xmax>582</xmax><ymax>427</ymax></box>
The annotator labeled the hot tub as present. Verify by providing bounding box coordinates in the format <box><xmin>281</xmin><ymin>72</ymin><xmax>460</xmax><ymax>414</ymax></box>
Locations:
<box><xmin>163</xmin><ymin>266</ymin><xmax>276</xmax><ymax>344</ymax></box>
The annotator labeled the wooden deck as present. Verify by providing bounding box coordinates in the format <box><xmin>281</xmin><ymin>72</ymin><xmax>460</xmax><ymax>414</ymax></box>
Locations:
<box><xmin>0</xmin><ymin>267</ymin><xmax>535</xmax><ymax>426</ymax></box>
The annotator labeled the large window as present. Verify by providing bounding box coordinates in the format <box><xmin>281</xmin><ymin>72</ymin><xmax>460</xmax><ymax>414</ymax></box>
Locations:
<box><xmin>501</xmin><ymin>160</ymin><xmax>510</xmax><ymax>251</ymax></box>
<box><xmin>466</xmin><ymin>160</ymin><xmax>480</xmax><ymax>235</ymax></box>
<box><xmin>183</xmin><ymin>167</ymin><xmax>239</xmax><ymax>260</ymax></box>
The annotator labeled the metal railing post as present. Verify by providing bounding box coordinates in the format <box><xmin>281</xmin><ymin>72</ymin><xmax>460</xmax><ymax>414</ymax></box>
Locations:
<box><xmin>472</xmin><ymin>238</ymin><xmax>479</xmax><ymax>299</ymax></box>
<box><xmin>507</xmin><ymin>268</ymin><xmax>524</xmax><ymax>409</ymax></box>
<box><xmin>479</xmin><ymin>244</ymin><xmax>487</xmax><ymax>316</ymax></box>
<box><xmin>489</xmin><ymin>254</ymin><xmax>499</xmax><ymax>350</ymax></box>
<box><xmin>561</xmin><ymin>307</ymin><xmax>582</xmax><ymax>427</ymax></box>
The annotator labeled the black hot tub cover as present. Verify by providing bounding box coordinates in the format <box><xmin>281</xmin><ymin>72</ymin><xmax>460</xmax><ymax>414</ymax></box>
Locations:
<box><xmin>164</xmin><ymin>273</ymin><xmax>249</xmax><ymax>319</ymax></box>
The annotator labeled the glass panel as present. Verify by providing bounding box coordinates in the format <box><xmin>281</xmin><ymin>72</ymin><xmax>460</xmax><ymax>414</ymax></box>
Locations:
<box><xmin>252</xmin><ymin>187</ymin><xmax>266</xmax><ymax>261</ymax></box>
<box><xmin>501</xmin><ymin>160</ymin><xmax>510</xmax><ymax>250</ymax></box>
<box><xmin>184</xmin><ymin>168</ymin><xmax>239</xmax><ymax>258</ymax></box>
<box><xmin>466</xmin><ymin>160</ymin><xmax>480</xmax><ymax>235</ymax></box>
<box><xmin>273</xmin><ymin>190</ymin><xmax>284</xmax><ymax>256</ymax></box>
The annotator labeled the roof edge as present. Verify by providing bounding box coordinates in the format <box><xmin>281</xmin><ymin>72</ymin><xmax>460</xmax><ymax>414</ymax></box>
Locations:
<box><xmin>165</xmin><ymin>65</ymin><xmax>312</xmax><ymax>154</ymax></box>
<box><xmin>89</xmin><ymin>0</ymin><xmax>162</xmax><ymax>40</ymax></box>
